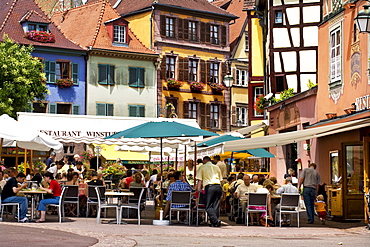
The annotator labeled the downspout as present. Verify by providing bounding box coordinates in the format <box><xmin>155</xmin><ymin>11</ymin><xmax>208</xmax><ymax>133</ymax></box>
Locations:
<box><xmin>84</xmin><ymin>46</ymin><xmax>92</xmax><ymax>115</ymax></box>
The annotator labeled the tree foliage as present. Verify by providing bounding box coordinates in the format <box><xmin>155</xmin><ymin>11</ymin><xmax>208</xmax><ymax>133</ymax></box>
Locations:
<box><xmin>0</xmin><ymin>34</ymin><xmax>48</xmax><ymax>118</ymax></box>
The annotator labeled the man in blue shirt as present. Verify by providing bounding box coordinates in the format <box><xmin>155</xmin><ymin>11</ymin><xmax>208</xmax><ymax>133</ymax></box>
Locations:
<box><xmin>163</xmin><ymin>171</ymin><xmax>193</xmax><ymax>218</ymax></box>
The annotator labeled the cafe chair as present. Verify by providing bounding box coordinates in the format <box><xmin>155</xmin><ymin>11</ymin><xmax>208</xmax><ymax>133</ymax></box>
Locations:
<box><xmin>169</xmin><ymin>191</ymin><xmax>192</xmax><ymax>226</ymax></box>
<box><xmin>95</xmin><ymin>186</ymin><xmax>119</xmax><ymax>224</ymax></box>
<box><xmin>0</xmin><ymin>194</ymin><xmax>20</xmax><ymax>222</ymax></box>
<box><xmin>47</xmin><ymin>186</ymin><xmax>68</xmax><ymax>223</ymax></box>
<box><xmin>63</xmin><ymin>185</ymin><xmax>80</xmax><ymax>217</ymax></box>
<box><xmin>86</xmin><ymin>185</ymin><xmax>106</xmax><ymax>217</ymax></box>
<box><xmin>275</xmin><ymin>193</ymin><xmax>301</xmax><ymax>228</ymax></box>
<box><xmin>195</xmin><ymin>192</ymin><xmax>207</xmax><ymax>226</ymax></box>
<box><xmin>119</xmin><ymin>187</ymin><xmax>146</xmax><ymax>225</ymax></box>
<box><xmin>245</xmin><ymin>193</ymin><xmax>268</xmax><ymax>227</ymax></box>
<box><xmin>104</xmin><ymin>180</ymin><xmax>113</xmax><ymax>190</ymax></box>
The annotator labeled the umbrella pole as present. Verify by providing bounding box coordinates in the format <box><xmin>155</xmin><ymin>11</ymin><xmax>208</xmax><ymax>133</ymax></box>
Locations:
<box><xmin>15</xmin><ymin>146</ymin><xmax>19</xmax><ymax>171</ymax></box>
<box><xmin>160</xmin><ymin>137</ymin><xmax>163</xmax><ymax>208</ymax></box>
<box><xmin>175</xmin><ymin>148</ymin><xmax>178</xmax><ymax>171</ymax></box>
<box><xmin>0</xmin><ymin>138</ymin><xmax>3</xmax><ymax>162</ymax></box>
<box><xmin>194</xmin><ymin>141</ymin><xmax>197</xmax><ymax>188</ymax></box>
<box><xmin>24</xmin><ymin>149</ymin><xmax>27</xmax><ymax>174</ymax></box>
<box><xmin>231</xmin><ymin>151</ymin><xmax>234</xmax><ymax>173</ymax></box>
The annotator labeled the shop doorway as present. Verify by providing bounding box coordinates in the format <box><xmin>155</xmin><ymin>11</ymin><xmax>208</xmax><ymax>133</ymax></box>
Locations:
<box><xmin>363</xmin><ymin>137</ymin><xmax>370</xmax><ymax>222</ymax></box>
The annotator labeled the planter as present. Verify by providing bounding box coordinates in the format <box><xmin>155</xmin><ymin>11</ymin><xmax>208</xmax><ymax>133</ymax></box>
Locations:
<box><xmin>166</xmin><ymin>79</ymin><xmax>182</xmax><ymax>90</ymax></box>
<box><xmin>56</xmin><ymin>79</ymin><xmax>74</xmax><ymax>88</ymax></box>
<box><xmin>24</xmin><ymin>31</ymin><xmax>55</xmax><ymax>43</ymax></box>
<box><xmin>189</xmin><ymin>82</ymin><xmax>205</xmax><ymax>92</ymax></box>
<box><xmin>208</xmin><ymin>82</ymin><xmax>226</xmax><ymax>92</ymax></box>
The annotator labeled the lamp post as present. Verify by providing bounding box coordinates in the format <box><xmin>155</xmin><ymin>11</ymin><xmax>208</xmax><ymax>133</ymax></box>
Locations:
<box><xmin>223</xmin><ymin>74</ymin><xmax>234</xmax><ymax>132</ymax></box>
<box><xmin>355</xmin><ymin>5</ymin><xmax>370</xmax><ymax>33</ymax></box>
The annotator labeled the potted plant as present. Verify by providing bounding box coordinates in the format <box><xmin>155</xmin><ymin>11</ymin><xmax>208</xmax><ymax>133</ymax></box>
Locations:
<box><xmin>56</xmin><ymin>78</ymin><xmax>74</xmax><ymax>88</ymax></box>
<box><xmin>24</xmin><ymin>31</ymin><xmax>56</xmax><ymax>43</ymax></box>
<box><xmin>189</xmin><ymin>81</ymin><xmax>205</xmax><ymax>92</ymax></box>
<box><xmin>208</xmin><ymin>82</ymin><xmax>226</xmax><ymax>92</ymax></box>
<box><xmin>166</xmin><ymin>79</ymin><xmax>182</xmax><ymax>89</ymax></box>
<box><xmin>254</xmin><ymin>94</ymin><xmax>266</xmax><ymax>114</ymax></box>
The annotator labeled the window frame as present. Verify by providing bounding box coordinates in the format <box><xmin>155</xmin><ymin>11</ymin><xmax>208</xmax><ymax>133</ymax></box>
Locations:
<box><xmin>330</xmin><ymin>27</ymin><xmax>342</xmax><ymax>86</ymax></box>
<box><xmin>210</xmin><ymin>103</ymin><xmax>220</xmax><ymax>129</ymax></box>
<box><xmin>275</xmin><ymin>10</ymin><xmax>283</xmax><ymax>24</ymax></box>
<box><xmin>96</xmin><ymin>103</ymin><xmax>114</xmax><ymax>116</ymax></box>
<box><xmin>166</xmin><ymin>56</ymin><xmax>176</xmax><ymax>79</ymax></box>
<box><xmin>128</xmin><ymin>105</ymin><xmax>145</xmax><ymax>117</ymax></box>
<box><xmin>113</xmin><ymin>25</ymin><xmax>126</xmax><ymax>43</ymax></box>
<box><xmin>209</xmin><ymin>62</ymin><xmax>219</xmax><ymax>83</ymax></box>
<box><xmin>56</xmin><ymin>61</ymin><xmax>70</xmax><ymax>80</ymax></box>
<box><xmin>210</xmin><ymin>24</ymin><xmax>219</xmax><ymax>45</ymax></box>
<box><xmin>189</xmin><ymin>102</ymin><xmax>198</xmax><ymax>119</ymax></box>
<box><xmin>165</xmin><ymin>17</ymin><xmax>176</xmax><ymax>38</ymax></box>
<box><xmin>129</xmin><ymin>67</ymin><xmax>145</xmax><ymax>88</ymax></box>
<box><xmin>98</xmin><ymin>64</ymin><xmax>115</xmax><ymax>85</ymax></box>
<box><xmin>188</xmin><ymin>21</ymin><xmax>198</xmax><ymax>42</ymax></box>
<box><xmin>236</xmin><ymin>106</ymin><xmax>248</xmax><ymax>126</ymax></box>
<box><xmin>236</xmin><ymin>69</ymin><xmax>247</xmax><ymax>86</ymax></box>
<box><xmin>254</xmin><ymin>86</ymin><xmax>264</xmax><ymax>117</ymax></box>
<box><xmin>188</xmin><ymin>59</ymin><xmax>198</xmax><ymax>82</ymax></box>
<box><xmin>27</xmin><ymin>22</ymin><xmax>48</xmax><ymax>32</ymax></box>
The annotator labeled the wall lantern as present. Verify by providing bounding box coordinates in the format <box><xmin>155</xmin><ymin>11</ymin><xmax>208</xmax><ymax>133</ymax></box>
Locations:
<box><xmin>355</xmin><ymin>5</ymin><xmax>370</xmax><ymax>33</ymax></box>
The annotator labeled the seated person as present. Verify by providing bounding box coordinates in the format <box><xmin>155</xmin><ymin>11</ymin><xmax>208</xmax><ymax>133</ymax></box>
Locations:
<box><xmin>269</xmin><ymin>177</ymin><xmax>281</xmax><ymax>190</ymax></box>
<box><xmin>162</xmin><ymin>173</ymin><xmax>175</xmax><ymax>189</ymax></box>
<box><xmin>233</xmin><ymin>174</ymin><xmax>258</xmax><ymax>223</ymax></box>
<box><xmin>88</xmin><ymin>171</ymin><xmax>104</xmax><ymax>186</ymax></box>
<box><xmin>65</xmin><ymin>172</ymin><xmax>79</xmax><ymax>185</ymax></box>
<box><xmin>163</xmin><ymin>171</ymin><xmax>194</xmax><ymax>219</ymax></box>
<box><xmin>275</xmin><ymin>177</ymin><xmax>299</xmax><ymax>225</ymax></box>
<box><xmin>130</xmin><ymin>172</ymin><xmax>144</xmax><ymax>188</ymax></box>
<box><xmin>1</xmin><ymin>170</ymin><xmax>29</xmax><ymax>222</ymax></box>
<box><xmin>249</xmin><ymin>184</ymin><xmax>274</xmax><ymax>225</ymax></box>
<box><xmin>36</xmin><ymin>172</ymin><xmax>62</xmax><ymax>223</ymax></box>
<box><xmin>118</xmin><ymin>170</ymin><xmax>133</xmax><ymax>189</ymax></box>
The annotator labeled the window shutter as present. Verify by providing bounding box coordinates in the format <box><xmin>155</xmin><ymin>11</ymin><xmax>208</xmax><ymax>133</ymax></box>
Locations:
<box><xmin>44</xmin><ymin>60</ymin><xmax>50</xmax><ymax>82</ymax></box>
<box><xmin>72</xmin><ymin>63</ymin><xmax>79</xmax><ymax>85</ymax></box>
<box><xmin>138</xmin><ymin>68</ymin><xmax>145</xmax><ymax>87</ymax></box>
<box><xmin>221</xmin><ymin>62</ymin><xmax>227</xmax><ymax>79</ymax></box>
<box><xmin>139</xmin><ymin>105</ymin><xmax>145</xmax><ymax>117</ymax></box>
<box><xmin>221</xmin><ymin>104</ymin><xmax>227</xmax><ymax>130</ymax></box>
<box><xmin>161</xmin><ymin>55</ymin><xmax>166</xmax><ymax>80</ymax></box>
<box><xmin>183</xmin><ymin>57</ymin><xmax>189</xmax><ymax>82</ymax></box>
<box><xmin>200</xmin><ymin>102</ymin><xmax>206</xmax><ymax>129</ymax></box>
<box><xmin>200</xmin><ymin>60</ymin><xmax>206</xmax><ymax>83</ymax></box>
<box><xmin>49</xmin><ymin>103</ymin><xmax>57</xmax><ymax>114</ymax></box>
<box><xmin>129</xmin><ymin>67</ymin><xmax>137</xmax><ymax>86</ymax></box>
<box><xmin>160</xmin><ymin>15</ymin><xmax>166</xmax><ymax>37</ymax></box>
<box><xmin>98</xmin><ymin>64</ymin><xmax>107</xmax><ymax>85</ymax></box>
<box><xmin>178</xmin><ymin>57</ymin><xmax>184</xmax><ymax>81</ymax></box>
<box><xmin>107</xmin><ymin>104</ymin><xmax>114</xmax><ymax>116</ymax></box>
<box><xmin>231</xmin><ymin>105</ymin><xmax>237</xmax><ymax>125</ymax></box>
<box><xmin>49</xmin><ymin>61</ymin><xmax>56</xmax><ymax>83</ymax></box>
<box><xmin>205</xmin><ymin>23</ymin><xmax>210</xmax><ymax>44</ymax></box>
<box><xmin>178</xmin><ymin>18</ymin><xmax>183</xmax><ymax>40</ymax></box>
<box><xmin>72</xmin><ymin>104</ymin><xmax>80</xmax><ymax>115</ymax></box>
<box><xmin>221</xmin><ymin>25</ymin><xmax>227</xmax><ymax>46</ymax></box>
<box><xmin>207</xmin><ymin>61</ymin><xmax>211</xmax><ymax>83</ymax></box>
<box><xmin>200</xmin><ymin>22</ymin><xmax>206</xmax><ymax>43</ymax></box>
<box><xmin>96</xmin><ymin>103</ymin><xmax>106</xmax><ymax>116</ymax></box>
<box><xmin>108</xmin><ymin>65</ymin><xmax>115</xmax><ymax>85</ymax></box>
<box><xmin>205</xmin><ymin>103</ymin><xmax>211</xmax><ymax>129</ymax></box>
<box><xmin>183</xmin><ymin>19</ymin><xmax>189</xmax><ymax>41</ymax></box>
<box><xmin>183</xmin><ymin>101</ymin><xmax>189</xmax><ymax>118</ymax></box>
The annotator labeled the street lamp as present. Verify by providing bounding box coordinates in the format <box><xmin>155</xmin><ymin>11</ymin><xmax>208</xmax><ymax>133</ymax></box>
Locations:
<box><xmin>223</xmin><ymin>74</ymin><xmax>234</xmax><ymax>132</ymax></box>
<box><xmin>355</xmin><ymin>5</ymin><xmax>370</xmax><ymax>33</ymax></box>
<box><xmin>94</xmin><ymin>145</ymin><xmax>102</xmax><ymax>169</ymax></box>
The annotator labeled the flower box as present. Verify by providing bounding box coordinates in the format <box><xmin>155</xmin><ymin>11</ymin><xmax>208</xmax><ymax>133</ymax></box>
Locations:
<box><xmin>189</xmin><ymin>81</ymin><xmax>205</xmax><ymax>91</ymax></box>
<box><xmin>166</xmin><ymin>79</ymin><xmax>182</xmax><ymax>89</ymax></box>
<box><xmin>24</xmin><ymin>31</ymin><xmax>55</xmax><ymax>43</ymax></box>
<box><xmin>56</xmin><ymin>78</ymin><xmax>74</xmax><ymax>88</ymax></box>
<box><xmin>209</xmin><ymin>82</ymin><xmax>226</xmax><ymax>92</ymax></box>
<box><xmin>254</xmin><ymin>95</ymin><xmax>266</xmax><ymax>114</ymax></box>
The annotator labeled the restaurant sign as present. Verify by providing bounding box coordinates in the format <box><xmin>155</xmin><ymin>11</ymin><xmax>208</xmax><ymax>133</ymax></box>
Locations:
<box><xmin>40</xmin><ymin>130</ymin><xmax>116</xmax><ymax>138</ymax></box>
<box><xmin>355</xmin><ymin>95</ymin><xmax>370</xmax><ymax>111</ymax></box>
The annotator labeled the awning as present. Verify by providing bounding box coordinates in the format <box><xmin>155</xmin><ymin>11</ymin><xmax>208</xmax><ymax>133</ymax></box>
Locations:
<box><xmin>95</xmin><ymin>144</ymin><xmax>149</xmax><ymax>161</ymax></box>
<box><xmin>224</xmin><ymin>118</ymin><xmax>370</xmax><ymax>151</ymax></box>
<box><xmin>235</xmin><ymin>148</ymin><xmax>275</xmax><ymax>158</ymax></box>
<box><xmin>197</xmin><ymin>135</ymin><xmax>243</xmax><ymax>147</ymax></box>
<box><xmin>237</xmin><ymin>122</ymin><xmax>266</xmax><ymax>136</ymax></box>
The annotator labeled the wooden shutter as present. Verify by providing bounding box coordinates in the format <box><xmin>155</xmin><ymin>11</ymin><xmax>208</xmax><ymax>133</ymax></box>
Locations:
<box><xmin>220</xmin><ymin>25</ymin><xmax>227</xmax><ymax>46</ymax></box>
<box><xmin>207</xmin><ymin>61</ymin><xmax>211</xmax><ymax>83</ymax></box>
<box><xmin>200</xmin><ymin>22</ymin><xmax>206</xmax><ymax>43</ymax></box>
<box><xmin>183</xmin><ymin>19</ymin><xmax>189</xmax><ymax>41</ymax></box>
<box><xmin>221</xmin><ymin>62</ymin><xmax>227</xmax><ymax>79</ymax></box>
<box><xmin>199</xmin><ymin>102</ymin><xmax>206</xmax><ymax>129</ymax></box>
<box><xmin>205</xmin><ymin>23</ymin><xmax>210</xmax><ymax>44</ymax></box>
<box><xmin>72</xmin><ymin>104</ymin><xmax>80</xmax><ymax>115</ymax></box>
<box><xmin>129</xmin><ymin>67</ymin><xmax>136</xmax><ymax>86</ymax></box>
<box><xmin>49</xmin><ymin>103</ymin><xmax>57</xmax><ymax>114</ymax></box>
<box><xmin>160</xmin><ymin>15</ymin><xmax>166</xmax><ymax>37</ymax></box>
<box><xmin>183</xmin><ymin>57</ymin><xmax>189</xmax><ymax>82</ymax></box>
<box><xmin>108</xmin><ymin>65</ymin><xmax>115</xmax><ymax>85</ymax></box>
<box><xmin>96</xmin><ymin>103</ymin><xmax>106</xmax><ymax>116</ymax></box>
<box><xmin>178</xmin><ymin>57</ymin><xmax>184</xmax><ymax>81</ymax></box>
<box><xmin>161</xmin><ymin>55</ymin><xmax>166</xmax><ymax>80</ymax></box>
<box><xmin>107</xmin><ymin>104</ymin><xmax>114</xmax><ymax>116</ymax></box>
<box><xmin>205</xmin><ymin>103</ymin><xmax>211</xmax><ymax>129</ymax></box>
<box><xmin>138</xmin><ymin>68</ymin><xmax>145</xmax><ymax>87</ymax></box>
<box><xmin>98</xmin><ymin>64</ymin><xmax>107</xmax><ymax>85</ymax></box>
<box><xmin>221</xmin><ymin>103</ymin><xmax>227</xmax><ymax>130</ymax></box>
<box><xmin>139</xmin><ymin>105</ymin><xmax>145</xmax><ymax>117</ymax></box>
<box><xmin>200</xmin><ymin>60</ymin><xmax>206</xmax><ymax>83</ymax></box>
<box><xmin>72</xmin><ymin>63</ymin><xmax>79</xmax><ymax>85</ymax></box>
<box><xmin>178</xmin><ymin>18</ymin><xmax>183</xmax><ymax>40</ymax></box>
<box><xmin>183</xmin><ymin>101</ymin><xmax>189</xmax><ymax>118</ymax></box>
<box><xmin>231</xmin><ymin>105</ymin><xmax>237</xmax><ymax>126</ymax></box>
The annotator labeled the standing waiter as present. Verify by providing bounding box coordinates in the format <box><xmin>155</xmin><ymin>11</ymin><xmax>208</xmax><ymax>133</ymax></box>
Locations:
<box><xmin>196</xmin><ymin>156</ymin><xmax>223</xmax><ymax>227</ymax></box>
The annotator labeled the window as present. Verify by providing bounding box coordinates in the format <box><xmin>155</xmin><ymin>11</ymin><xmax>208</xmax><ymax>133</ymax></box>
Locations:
<box><xmin>56</xmin><ymin>62</ymin><xmax>69</xmax><ymax>80</ymax></box>
<box><xmin>44</xmin><ymin>61</ymin><xmax>78</xmax><ymax>84</ymax></box>
<box><xmin>245</xmin><ymin>31</ymin><xmax>249</xmax><ymax>52</ymax></box>
<box><xmin>209</xmin><ymin>62</ymin><xmax>219</xmax><ymax>83</ymax></box>
<box><xmin>48</xmin><ymin>103</ymin><xmax>78</xmax><ymax>114</ymax></box>
<box><xmin>210</xmin><ymin>25</ymin><xmax>219</xmax><ymax>45</ymax></box>
<box><xmin>128</xmin><ymin>105</ymin><xmax>145</xmax><ymax>117</ymax></box>
<box><xmin>275</xmin><ymin>11</ymin><xmax>283</xmax><ymax>24</ymax></box>
<box><xmin>28</xmin><ymin>23</ymin><xmax>48</xmax><ymax>32</ymax></box>
<box><xmin>114</xmin><ymin>25</ymin><xmax>126</xmax><ymax>43</ymax></box>
<box><xmin>32</xmin><ymin>102</ymin><xmax>47</xmax><ymax>113</ymax></box>
<box><xmin>189</xmin><ymin>102</ymin><xmax>197</xmax><ymax>119</ymax></box>
<box><xmin>96</xmin><ymin>103</ymin><xmax>113</xmax><ymax>116</ymax></box>
<box><xmin>98</xmin><ymin>64</ymin><xmax>115</xmax><ymax>85</ymax></box>
<box><xmin>189</xmin><ymin>59</ymin><xmax>198</xmax><ymax>82</ymax></box>
<box><xmin>254</xmin><ymin>87</ymin><xmax>264</xmax><ymax>116</ymax></box>
<box><xmin>330</xmin><ymin>28</ymin><xmax>341</xmax><ymax>84</ymax></box>
<box><xmin>210</xmin><ymin>104</ymin><xmax>219</xmax><ymax>128</ymax></box>
<box><xmin>166</xmin><ymin>56</ymin><xmax>176</xmax><ymax>79</ymax></box>
<box><xmin>129</xmin><ymin>67</ymin><xmax>145</xmax><ymax>87</ymax></box>
<box><xmin>236</xmin><ymin>69</ymin><xmax>247</xmax><ymax>86</ymax></box>
<box><xmin>165</xmin><ymin>17</ymin><xmax>175</xmax><ymax>38</ymax></box>
<box><xmin>276</xmin><ymin>76</ymin><xmax>286</xmax><ymax>92</ymax></box>
<box><xmin>236</xmin><ymin>106</ymin><xmax>247</xmax><ymax>126</ymax></box>
<box><xmin>189</xmin><ymin>21</ymin><xmax>198</xmax><ymax>42</ymax></box>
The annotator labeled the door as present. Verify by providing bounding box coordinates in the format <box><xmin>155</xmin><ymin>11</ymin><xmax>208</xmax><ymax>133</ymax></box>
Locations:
<box><xmin>363</xmin><ymin>137</ymin><xmax>370</xmax><ymax>222</ymax></box>
<box><xmin>342</xmin><ymin>142</ymin><xmax>364</xmax><ymax>220</ymax></box>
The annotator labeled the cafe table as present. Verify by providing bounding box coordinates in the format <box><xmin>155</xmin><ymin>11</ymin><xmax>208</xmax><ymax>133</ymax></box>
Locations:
<box><xmin>104</xmin><ymin>191</ymin><xmax>134</xmax><ymax>224</ymax></box>
<box><xmin>18</xmin><ymin>190</ymin><xmax>46</xmax><ymax>220</ymax></box>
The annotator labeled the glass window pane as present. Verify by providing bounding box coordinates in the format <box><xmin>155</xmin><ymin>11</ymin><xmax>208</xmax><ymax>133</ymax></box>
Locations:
<box><xmin>345</xmin><ymin>145</ymin><xmax>363</xmax><ymax>194</ymax></box>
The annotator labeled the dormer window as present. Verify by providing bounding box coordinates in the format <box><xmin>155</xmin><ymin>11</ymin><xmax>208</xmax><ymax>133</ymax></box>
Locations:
<box><xmin>114</xmin><ymin>25</ymin><xmax>126</xmax><ymax>43</ymax></box>
<box><xmin>27</xmin><ymin>23</ymin><xmax>48</xmax><ymax>32</ymax></box>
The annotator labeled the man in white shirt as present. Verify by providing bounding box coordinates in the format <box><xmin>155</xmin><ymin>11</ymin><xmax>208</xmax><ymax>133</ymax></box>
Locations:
<box><xmin>47</xmin><ymin>161</ymin><xmax>64</xmax><ymax>178</ymax></box>
<box><xmin>276</xmin><ymin>177</ymin><xmax>299</xmax><ymax>225</ymax></box>
<box><xmin>234</xmin><ymin>174</ymin><xmax>258</xmax><ymax>214</ymax></box>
